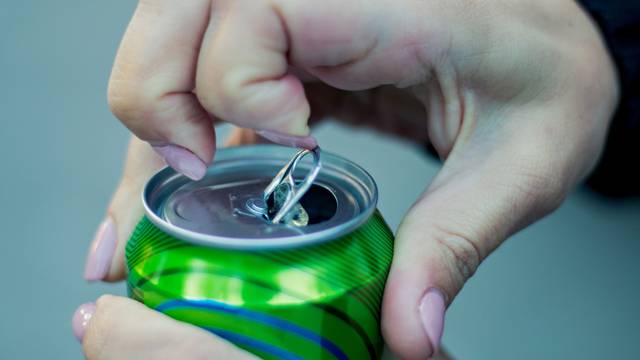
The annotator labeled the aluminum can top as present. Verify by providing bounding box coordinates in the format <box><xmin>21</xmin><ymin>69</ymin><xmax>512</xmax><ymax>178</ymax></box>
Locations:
<box><xmin>143</xmin><ymin>145</ymin><xmax>378</xmax><ymax>249</ymax></box>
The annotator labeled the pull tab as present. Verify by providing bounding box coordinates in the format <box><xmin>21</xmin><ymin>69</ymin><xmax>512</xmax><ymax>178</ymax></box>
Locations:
<box><xmin>263</xmin><ymin>147</ymin><xmax>322</xmax><ymax>225</ymax></box>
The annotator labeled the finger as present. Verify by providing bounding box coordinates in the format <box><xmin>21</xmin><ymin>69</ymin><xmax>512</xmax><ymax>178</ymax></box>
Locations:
<box><xmin>196</xmin><ymin>0</ymin><xmax>310</xmax><ymax>140</ymax></box>
<box><xmin>303</xmin><ymin>83</ymin><xmax>429</xmax><ymax>144</ymax></box>
<box><xmin>381</xmin><ymin>108</ymin><xmax>585</xmax><ymax>359</ymax></box>
<box><xmin>195</xmin><ymin>0</ymin><xmax>478</xmax><ymax>146</ymax></box>
<box><xmin>224</xmin><ymin>126</ymin><xmax>319</xmax><ymax>149</ymax></box>
<box><xmin>73</xmin><ymin>295</ymin><xmax>257</xmax><ymax>360</ymax></box>
<box><xmin>223</xmin><ymin>82</ymin><xmax>429</xmax><ymax>148</ymax></box>
<box><xmin>108</xmin><ymin>0</ymin><xmax>214</xmax><ymax>180</ymax></box>
<box><xmin>84</xmin><ymin>137</ymin><xmax>164</xmax><ymax>282</ymax></box>
<box><xmin>194</xmin><ymin>0</ymin><xmax>402</xmax><ymax>138</ymax></box>
<box><xmin>224</xmin><ymin>127</ymin><xmax>266</xmax><ymax>148</ymax></box>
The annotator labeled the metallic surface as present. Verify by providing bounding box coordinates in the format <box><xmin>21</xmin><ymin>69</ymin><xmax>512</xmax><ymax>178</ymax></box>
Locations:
<box><xmin>127</xmin><ymin>146</ymin><xmax>394</xmax><ymax>359</ymax></box>
<box><xmin>146</xmin><ymin>145</ymin><xmax>378</xmax><ymax>249</ymax></box>
<box><xmin>126</xmin><ymin>212</ymin><xmax>394</xmax><ymax>359</ymax></box>
<box><xmin>262</xmin><ymin>147</ymin><xmax>321</xmax><ymax>224</ymax></box>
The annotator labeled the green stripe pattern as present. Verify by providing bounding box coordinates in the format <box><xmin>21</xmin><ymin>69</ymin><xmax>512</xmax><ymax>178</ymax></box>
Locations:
<box><xmin>126</xmin><ymin>211</ymin><xmax>394</xmax><ymax>360</ymax></box>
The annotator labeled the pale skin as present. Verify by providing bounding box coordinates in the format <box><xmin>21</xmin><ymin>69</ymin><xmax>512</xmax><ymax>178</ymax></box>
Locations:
<box><xmin>75</xmin><ymin>0</ymin><xmax>619</xmax><ymax>359</ymax></box>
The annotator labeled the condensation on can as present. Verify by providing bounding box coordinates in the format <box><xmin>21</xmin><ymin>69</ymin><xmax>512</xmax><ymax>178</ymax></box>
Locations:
<box><xmin>126</xmin><ymin>145</ymin><xmax>394</xmax><ymax>360</ymax></box>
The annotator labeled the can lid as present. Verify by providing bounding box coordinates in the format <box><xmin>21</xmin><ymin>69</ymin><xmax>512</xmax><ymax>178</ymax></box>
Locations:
<box><xmin>143</xmin><ymin>145</ymin><xmax>378</xmax><ymax>249</ymax></box>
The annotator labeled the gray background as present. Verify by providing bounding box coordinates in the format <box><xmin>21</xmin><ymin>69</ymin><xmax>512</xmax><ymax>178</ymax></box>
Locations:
<box><xmin>1</xmin><ymin>1</ymin><xmax>639</xmax><ymax>359</ymax></box>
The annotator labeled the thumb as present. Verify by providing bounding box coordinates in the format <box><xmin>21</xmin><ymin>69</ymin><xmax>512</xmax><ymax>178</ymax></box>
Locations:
<box><xmin>74</xmin><ymin>295</ymin><xmax>257</xmax><ymax>360</ymax></box>
<box><xmin>381</xmin><ymin>126</ymin><xmax>574</xmax><ymax>359</ymax></box>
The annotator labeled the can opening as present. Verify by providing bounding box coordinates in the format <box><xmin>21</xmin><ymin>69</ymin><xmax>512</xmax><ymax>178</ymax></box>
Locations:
<box><xmin>265</xmin><ymin>183</ymin><xmax>337</xmax><ymax>226</ymax></box>
<box><xmin>298</xmin><ymin>184</ymin><xmax>338</xmax><ymax>225</ymax></box>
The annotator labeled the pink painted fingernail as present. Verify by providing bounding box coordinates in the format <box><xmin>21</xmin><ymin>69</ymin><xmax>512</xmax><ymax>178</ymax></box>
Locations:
<box><xmin>419</xmin><ymin>288</ymin><xmax>446</xmax><ymax>357</ymax></box>
<box><xmin>72</xmin><ymin>302</ymin><xmax>96</xmax><ymax>342</ymax></box>
<box><xmin>84</xmin><ymin>217</ymin><xmax>117</xmax><ymax>281</ymax></box>
<box><xmin>255</xmin><ymin>130</ymin><xmax>318</xmax><ymax>149</ymax></box>
<box><xmin>152</xmin><ymin>144</ymin><xmax>207</xmax><ymax>180</ymax></box>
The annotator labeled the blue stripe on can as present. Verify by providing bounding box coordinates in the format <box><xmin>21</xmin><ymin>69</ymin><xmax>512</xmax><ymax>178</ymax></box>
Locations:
<box><xmin>157</xmin><ymin>299</ymin><xmax>348</xmax><ymax>360</ymax></box>
<box><xmin>205</xmin><ymin>327</ymin><xmax>302</xmax><ymax>360</ymax></box>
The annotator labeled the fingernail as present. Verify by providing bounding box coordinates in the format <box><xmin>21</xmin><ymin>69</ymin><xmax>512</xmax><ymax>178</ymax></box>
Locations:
<box><xmin>72</xmin><ymin>302</ymin><xmax>96</xmax><ymax>342</ymax></box>
<box><xmin>152</xmin><ymin>144</ymin><xmax>207</xmax><ymax>180</ymax></box>
<box><xmin>255</xmin><ymin>130</ymin><xmax>318</xmax><ymax>149</ymax></box>
<box><xmin>84</xmin><ymin>217</ymin><xmax>117</xmax><ymax>281</ymax></box>
<box><xmin>419</xmin><ymin>288</ymin><xmax>446</xmax><ymax>357</ymax></box>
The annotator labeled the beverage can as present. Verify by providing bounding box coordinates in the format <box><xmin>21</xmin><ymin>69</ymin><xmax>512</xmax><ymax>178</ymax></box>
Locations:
<box><xmin>126</xmin><ymin>145</ymin><xmax>394</xmax><ymax>359</ymax></box>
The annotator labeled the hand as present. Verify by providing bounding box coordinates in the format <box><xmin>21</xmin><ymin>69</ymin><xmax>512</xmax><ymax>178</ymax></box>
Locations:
<box><xmin>96</xmin><ymin>0</ymin><xmax>618</xmax><ymax>359</ymax></box>
<box><xmin>72</xmin><ymin>295</ymin><xmax>257</xmax><ymax>360</ymax></box>
<box><xmin>76</xmin><ymin>139</ymin><xmax>256</xmax><ymax>359</ymax></box>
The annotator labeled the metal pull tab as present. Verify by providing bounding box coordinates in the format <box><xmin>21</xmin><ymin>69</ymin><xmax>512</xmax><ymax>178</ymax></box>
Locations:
<box><xmin>263</xmin><ymin>147</ymin><xmax>322</xmax><ymax>225</ymax></box>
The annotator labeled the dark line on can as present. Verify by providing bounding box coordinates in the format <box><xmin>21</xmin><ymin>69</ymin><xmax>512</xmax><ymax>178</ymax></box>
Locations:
<box><xmin>159</xmin><ymin>299</ymin><xmax>347</xmax><ymax>360</ymax></box>
<box><xmin>134</xmin><ymin>267</ymin><xmax>379</xmax><ymax>359</ymax></box>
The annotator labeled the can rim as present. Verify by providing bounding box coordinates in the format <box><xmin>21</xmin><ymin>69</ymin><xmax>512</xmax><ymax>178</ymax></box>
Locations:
<box><xmin>142</xmin><ymin>145</ymin><xmax>378</xmax><ymax>250</ymax></box>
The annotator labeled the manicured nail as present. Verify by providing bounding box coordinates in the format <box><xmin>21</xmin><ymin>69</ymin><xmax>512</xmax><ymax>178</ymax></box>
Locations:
<box><xmin>84</xmin><ymin>217</ymin><xmax>117</xmax><ymax>281</ymax></box>
<box><xmin>152</xmin><ymin>144</ymin><xmax>207</xmax><ymax>180</ymax></box>
<box><xmin>256</xmin><ymin>130</ymin><xmax>318</xmax><ymax>149</ymax></box>
<box><xmin>419</xmin><ymin>288</ymin><xmax>446</xmax><ymax>356</ymax></box>
<box><xmin>72</xmin><ymin>302</ymin><xmax>96</xmax><ymax>342</ymax></box>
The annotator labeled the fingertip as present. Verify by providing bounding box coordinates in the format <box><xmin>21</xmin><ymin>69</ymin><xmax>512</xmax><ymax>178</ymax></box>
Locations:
<box><xmin>382</xmin><ymin>273</ymin><xmax>437</xmax><ymax>360</ymax></box>
<box><xmin>84</xmin><ymin>217</ymin><xmax>117</xmax><ymax>282</ymax></box>
<box><xmin>72</xmin><ymin>302</ymin><xmax>96</xmax><ymax>342</ymax></box>
<box><xmin>419</xmin><ymin>288</ymin><xmax>446</xmax><ymax>356</ymax></box>
<box><xmin>152</xmin><ymin>145</ymin><xmax>208</xmax><ymax>181</ymax></box>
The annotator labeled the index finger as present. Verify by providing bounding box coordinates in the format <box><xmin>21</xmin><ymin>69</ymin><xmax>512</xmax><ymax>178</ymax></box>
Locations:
<box><xmin>108</xmin><ymin>0</ymin><xmax>216</xmax><ymax>172</ymax></box>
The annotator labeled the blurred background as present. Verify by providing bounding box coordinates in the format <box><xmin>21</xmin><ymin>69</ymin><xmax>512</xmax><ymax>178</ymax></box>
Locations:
<box><xmin>1</xmin><ymin>1</ymin><xmax>639</xmax><ymax>359</ymax></box>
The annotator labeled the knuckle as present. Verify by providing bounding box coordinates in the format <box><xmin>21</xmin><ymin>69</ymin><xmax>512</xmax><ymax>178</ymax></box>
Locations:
<box><xmin>219</xmin><ymin>70</ymin><xmax>245</xmax><ymax>99</ymax></box>
<box><xmin>433</xmin><ymin>226</ymin><xmax>482</xmax><ymax>285</ymax></box>
<box><xmin>106</xmin><ymin>84</ymin><xmax>131</xmax><ymax>120</ymax></box>
<box><xmin>107</xmin><ymin>81</ymin><xmax>153</xmax><ymax>123</ymax></box>
<box><xmin>197</xmin><ymin>71</ymin><xmax>240</xmax><ymax>115</ymax></box>
<box><xmin>167</xmin><ymin>94</ymin><xmax>212</xmax><ymax>129</ymax></box>
<box><xmin>197</xmin><ymin>67</ymin><xmax>262</xmax><ymax>125</ymax></box>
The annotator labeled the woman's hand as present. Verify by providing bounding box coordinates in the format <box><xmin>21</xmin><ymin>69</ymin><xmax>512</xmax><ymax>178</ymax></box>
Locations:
<box><xmin>87</xmin><ymin>0</ymin><xmax>619</xmax><ymax>359</ymax></box>
<box><xmin>72</xmin><ymin>295</ymin><xmax>257</xmax><ymax>360</ymax></box>
<box><xmin>77</xmin><ymin>135</ymin><xmax>457</xmax><ymax>360</ymax></box>
<box><xmin>77</xmin><ymin>138</ymin><xmax>260</xmax><ymax>360</ymax></box>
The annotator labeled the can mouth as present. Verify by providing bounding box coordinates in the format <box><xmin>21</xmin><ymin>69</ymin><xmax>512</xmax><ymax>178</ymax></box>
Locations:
<box><xmin>295</xmin><ymin>183</ymin><xmax>338</xmax><ymax>225</ymax></box>
<box><xmin>142</xmin><ymin>145</ymin><xmax>378</xmax><ymax>249</ymax></box>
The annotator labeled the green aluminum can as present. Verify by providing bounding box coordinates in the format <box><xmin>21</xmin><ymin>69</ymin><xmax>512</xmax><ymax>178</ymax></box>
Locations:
<box><xmin>126</xmin><ymin>145</ymin><xmax>394</xmax><ymax>359</ymax></box>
